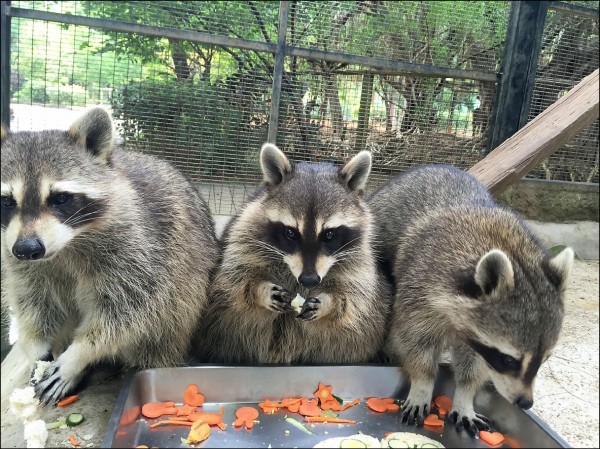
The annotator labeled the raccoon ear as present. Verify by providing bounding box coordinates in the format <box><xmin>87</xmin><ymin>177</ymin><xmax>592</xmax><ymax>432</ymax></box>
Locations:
<box><xmin>474</xmin><ymin>249</ymin><xmax>514</xmax><ymax>295</ymax></box>
<box><xmin>542</xmin><ymin>247</ymin><xmax>574</xmax><ymax>291</ymax></box>
<box><xmin>339</xmin><ymin>151</ymin><xmax>372</xmax><ymax>193</ymax></box>
<box><xmin>260</xmin><ymin>143</ymin><xmax>291</xmax><ymax>186</ymax></box>
<box><xmin>68</xmin><ymin>107</ymin><xmax>114</xmax><ymax>161</ymax></box>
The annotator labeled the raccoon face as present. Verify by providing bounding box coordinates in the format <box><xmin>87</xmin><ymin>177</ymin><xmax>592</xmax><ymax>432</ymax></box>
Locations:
<box><xmin>1</xmin><ymin>108</ymin><xmax>114</xmax><ymax>261</ymax></box>
<box><xmin>256</xmin><ymin>144</ymin><xmax>372</xmax><ymax>288</ymax></box>
<box><xmin>453</xmin><ymin>248</ymin><xmax>574</xmax><ymax>409</ymax></box>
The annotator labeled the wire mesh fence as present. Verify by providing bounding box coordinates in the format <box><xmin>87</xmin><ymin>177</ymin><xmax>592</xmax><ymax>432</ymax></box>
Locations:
<box><xmin>4</xmin><ymin>1</ymin><xmax>598</xmax><ymax>215</ymax></box>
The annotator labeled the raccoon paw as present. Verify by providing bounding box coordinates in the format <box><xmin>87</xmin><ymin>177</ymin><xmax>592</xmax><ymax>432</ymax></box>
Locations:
<box><xmin>28</xmin><ymin>353</ymin><xmax>54</xmax><ymax>387</ymax></box>
<box><xmin>34</xmin><ymin>361</ymin><xmax>83</xmax><ymax>406</ymax></box>
<box><xmin>448</xmin><ymin>410</ymin><xmax>491</xmax><ymax>438</ymax></box>
<box><xmin>296</xmin><ymin>296</ymin><xmax>321</xmax><ymax>321</ymax></box>
<box><xmin>400</xmin><ymin>400</ymin><xmax>430</xmax><ymax>426</ymax></box>
<box><xmin>269</xmin><ymin>285</ymin><xmax>294</xmax><ymax>313</ymax></box>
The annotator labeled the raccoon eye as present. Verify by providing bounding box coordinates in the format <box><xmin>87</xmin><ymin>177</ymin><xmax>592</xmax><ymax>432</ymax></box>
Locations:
<box><xmin>284</xmin><ymin>227</ymin><xmax>297</xmax><ymax>241</ymax></box>
<box><xmin>48</xmin><ymin>192</ymin><xmax>73</xmax><ymax>206</ymax></box>
<box><xmin>1</xmin><ymin>196</ymin><xmax>16</xmax><ymax>209</ymax></box>
<box><xmin>501</xmin><ymin>354</ymin><xmax>518</xmax><ymax>368</ymax></box>
<box><xmin>325</xmin><ymin>230</ymin><xmax>335</xmax><ymax>241</ymax></box>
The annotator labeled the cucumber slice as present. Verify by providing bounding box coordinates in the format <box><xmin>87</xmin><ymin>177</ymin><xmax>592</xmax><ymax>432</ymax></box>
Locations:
<box><xmin>420</xmin><ymin>444</ymin><xmax>441</xmax><ymax>448</ymax></box>
<box><xmin>66</xmin><ymin>413</ymin><xmax>84</xmax><ymax>427</ymax></box>
<box><xmin>340</xmin><ymin>439</ymin><xmax>367</xmax><ymax>448</ymax></box>
<box><xmin>387</xmin><ymin>440</ymin><xmax>410</xmax><ymax>448</ymax></box>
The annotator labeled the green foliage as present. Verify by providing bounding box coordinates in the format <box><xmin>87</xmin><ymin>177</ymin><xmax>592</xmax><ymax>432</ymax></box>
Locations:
<box><xmin>111</xmin><ymin>78</ymin><xmax>266</xmax><ymax>179</ymax></box>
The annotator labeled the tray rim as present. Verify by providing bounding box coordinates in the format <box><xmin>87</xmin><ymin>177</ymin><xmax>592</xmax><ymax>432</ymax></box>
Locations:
<box><xmin>101</xmin><ymin>364</ymin><xmax>572</xmax><ymax>449</ymax></box>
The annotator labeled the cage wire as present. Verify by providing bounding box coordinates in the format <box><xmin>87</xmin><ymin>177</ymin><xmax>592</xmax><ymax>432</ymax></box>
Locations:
<box><xmin>7</xmin><ymin>1</ymin><xmax>598</xmax><ymax>215</ymax></box>
<box><xmin>527</xmin><ymin>3</ymin><xmax>599</xmax><ymax>183</ymax></box>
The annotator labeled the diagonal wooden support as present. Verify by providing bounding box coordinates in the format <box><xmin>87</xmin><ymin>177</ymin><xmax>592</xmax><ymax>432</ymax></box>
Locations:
<box><xmin>469</xmin><ymin>68</ymin><xmax>599</xmax><ymax>195</ymax></box>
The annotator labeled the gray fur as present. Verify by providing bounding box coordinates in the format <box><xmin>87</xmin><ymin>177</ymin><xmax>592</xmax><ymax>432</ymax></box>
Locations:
<box><xmin>368</xmin><ymin>164</ymin><xmax>573</xmax><ymax>435</ymax></box>
<box><xmin>194</xmin><ymin>144</ymin><xmax>392</xmax><ymax>364</ymax></box>
<box><xmin>0</xmin><ymin>108</ymin><xmax>219</xmax><ymax>403</ymax></box>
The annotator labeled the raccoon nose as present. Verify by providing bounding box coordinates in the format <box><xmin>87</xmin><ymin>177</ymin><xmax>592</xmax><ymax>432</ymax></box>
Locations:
<box><xmin>12</xmin><ymin>238</ymin><xmax>46</xmax><ymax>260</ymax></box>
<box><xmin>516</xmin><ymin>396</ymin><xmax>533</xmax><ymax>410</ymax></box>
<box><xmin>298</xmin><ymin>272</ymin><xmax>321</xmax><ymax>288</ymax></box>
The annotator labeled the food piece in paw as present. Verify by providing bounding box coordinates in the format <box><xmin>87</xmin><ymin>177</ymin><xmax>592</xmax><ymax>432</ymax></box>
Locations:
<box><xmin>291</xmin><ymin>293</ymin><xmax>306</xmax><ymax>314</ymax></box>
<box><xmin>380</xmin><ymin>432</ymin><xmax>444</xmax><ymax>448</ymax></box>
<box><xmin>313</xmin><ymin>433</ymin><xmax>381</xmax><ymax>448</ymax></box>
<box><xmin>30</xmin><ymin>361</ymin><xmax>53</xmax><ymax>386</ymax></box>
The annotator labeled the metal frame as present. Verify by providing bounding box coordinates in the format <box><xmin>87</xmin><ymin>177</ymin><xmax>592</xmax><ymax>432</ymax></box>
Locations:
<box><xmin>1</xmin><ymin>1</ymin><xmax>11</xmax><ymax>127</ymax></box>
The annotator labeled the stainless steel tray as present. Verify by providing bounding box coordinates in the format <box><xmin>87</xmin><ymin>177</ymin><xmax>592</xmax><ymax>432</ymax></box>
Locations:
<box><xmin>102</xmin><ymin>365</ymin><xmax>570</xmax><ymax>448</ymax></box>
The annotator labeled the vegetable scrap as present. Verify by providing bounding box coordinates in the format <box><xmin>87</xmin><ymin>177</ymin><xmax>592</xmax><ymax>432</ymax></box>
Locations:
<box><xmin>299</xmin><ymin>398</ymin><xmax>322</xmax><ymax>417</ymax></box>
<box><xmin>366</xmin><ymin>398</ymin><xmax>400</xmax><ymax>413</ymax></box>
<box><xmin>68</xmin><ymin>434</ymin><xmax>81</xmax><ymax>447</ymax></box>
<box><xmin>188</xmin><ymin>420</ymin><xmax>211</xmax><ymax>444</ymax></box>
<box><xmin>57</xmin><ymin>395</ymin><xmax>79</xmax><ymax>407</ymax></box>
<box><xmin>423</xmin><ymin>414</ymin><xmax>445</xmax><ymax>427</ymax></box>
<box><xmin>188</xmin><ymin>406</ymin><xmax>227</xmax><ymax>430</ymax></box>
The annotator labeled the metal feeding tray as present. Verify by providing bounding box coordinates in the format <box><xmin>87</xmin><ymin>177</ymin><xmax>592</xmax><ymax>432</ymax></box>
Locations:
<box><xmin>102</xmin><ymin>364</ymin><xmax>569</xmax><ymax>448</ymax></box>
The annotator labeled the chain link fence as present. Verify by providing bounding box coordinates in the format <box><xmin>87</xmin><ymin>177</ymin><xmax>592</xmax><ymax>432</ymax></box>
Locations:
<box><xmin>4</xmin><ymin>1</ymin><xmax>598</xmax><ymax>215</ymax></box>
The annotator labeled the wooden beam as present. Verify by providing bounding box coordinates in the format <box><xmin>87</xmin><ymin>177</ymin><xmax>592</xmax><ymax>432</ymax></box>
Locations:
<box><xmin>468</xmin><ymin>68</ymin><xmax>599</xmax><ymax>194</ymax></box>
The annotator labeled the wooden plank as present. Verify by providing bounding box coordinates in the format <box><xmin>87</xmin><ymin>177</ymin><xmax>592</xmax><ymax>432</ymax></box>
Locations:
<box><xmin>469</xmin><ymin>68</ymin><xmax>599</xmax><ymax>194</ymax></box>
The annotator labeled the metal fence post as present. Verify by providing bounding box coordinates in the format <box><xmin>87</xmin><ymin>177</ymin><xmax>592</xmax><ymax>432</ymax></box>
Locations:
<box><xmin>487</xmin><ymin>1</ymin><xmax>549</xmax><ymax>153</ymax></box>
<box><xmin>1</xmin><ymin>1</ymin><xmax>11</xmax><ymax>128</ymax></box>
<box><xmin>267</xmin><ymin>1</ymin><xmax>289</xmax><ymax>145</ymax></box>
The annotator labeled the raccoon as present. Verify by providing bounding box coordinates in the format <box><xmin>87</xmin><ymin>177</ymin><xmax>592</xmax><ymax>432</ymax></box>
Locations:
<box><xmin>195</xmin><ymin>144</ymin><xmax>392</xmax><ymax>364</ymax></box>
<box><xmin>0</xmin><ymin>107</ymin><xmax>219</xmax><ymax>404</ymax></box>
<box><xmin>368</xmin><ymin>164</ymin><xmax>574</xmax><ymax>436</ymax></box>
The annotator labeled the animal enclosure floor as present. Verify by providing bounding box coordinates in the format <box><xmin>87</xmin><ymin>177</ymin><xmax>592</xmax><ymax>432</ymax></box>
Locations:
<box><xmin>0</xmin><ymin>261</ymin><xmax>598</xmax><ymax>448</ymax></box>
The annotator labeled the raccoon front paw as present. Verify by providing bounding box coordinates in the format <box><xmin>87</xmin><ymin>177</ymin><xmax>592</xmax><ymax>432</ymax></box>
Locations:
<box><xmin>400</xmin><ymin>400</ymin><xmax>430</xmax><ymax>426</ymax></box>
<box><xmin>296</xmin><ymin>296</ymin><xmax>321</xmax><ymax>321</ymax></box>
<box><xmin>269</xmin><ymin>284</ymin><xmax>294</xmax><ymax>313</ymax></box>
<box><xmin>33</xmin><ymin>361</ymin><xmax>83</xmax><ymax>406</ymax></box>
<box><xmin>448</xmin><ymin>410</ymin><xmax>491</xmax><ymax>438</ymax></box>
<box><xmin>29</xmin><ymin>353</ymin><xmax>54</xmax><ymax>387</ymax></box>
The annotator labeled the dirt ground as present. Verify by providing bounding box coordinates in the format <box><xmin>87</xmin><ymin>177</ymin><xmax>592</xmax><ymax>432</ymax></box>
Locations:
<box><xmin>532</xmin><ymin>260</ymin><xmax>599</xmax><ymax>448</ymax></box>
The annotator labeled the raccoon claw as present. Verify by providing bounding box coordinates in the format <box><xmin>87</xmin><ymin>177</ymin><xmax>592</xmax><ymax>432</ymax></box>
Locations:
<box><xmin>297</xmin><ymin>297</ymin><xmax>320</xmax><ymax>321</ymax></box>
<box><xmin>448</xmin><ymin>411</ymin><xmax>491</xmax><ymax>438</ymax></box>
<box><xmin>269</xmin><ymin>285</ymin><xmax>293</xmax><ymax>313</ymax></box>
<box><xmin>34</xmin><ymin>362</ymin><xmax>80</xmax><ymax>406</ymax></box>
<box><xmin>400</xmin><ymin>401</ymin><xmax>429</xmax><ymax>427</ymax></box>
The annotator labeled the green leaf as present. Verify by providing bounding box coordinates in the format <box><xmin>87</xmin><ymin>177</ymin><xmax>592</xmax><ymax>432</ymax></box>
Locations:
<box><xmin>332</xmin><ymin>394</ymin><xmax>344</xmax><ymax>404</ymax></box>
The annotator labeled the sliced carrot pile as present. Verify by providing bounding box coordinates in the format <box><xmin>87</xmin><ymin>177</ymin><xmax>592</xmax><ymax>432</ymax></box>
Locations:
<box><xmin>69</xmin><ymin>435</ymin><xmax>81</xmax><ymax>447</ymax></box>
<box><xmin>305</xmin><ymin>416</ymin><xmax>357</xmax><ymax>424</ymax></box>
<box><xmin>314</xmin><ymin>382</ymin><xmax>334</xmax><ymax>401</ymax></box>
<box><xmin>423</xmin><ymin>413</ymin><xmax>445</xmax><ymax>427</ymax></box>
<box><xmin>233</xmin><ymin>406</ymin><xmax>259</xmax><ymax>430</ymax></box>
<box><xmin>258</xmin><ymin>399</ymin><xmax>280</xmax><ymax>414</ymax></box>
<box><xmin>183</xmin><ymin>384</ymin><xmax>205</xmax><ymax>407</ymax></box>
<box><xmin>480</xmin><ymin>431</ymin><xmax>506</xmax><ymax>446</ymax></box>
<box><xmin>57</xmin><ymin>395</ymin><xmax>79</xmax><ymax>407</ymax></box>
<box><xmin>189</xmin><ymin>406</ymin><xmax>226</xmax><ymax>431</ymax></box>
<box><xmin>320</xmin><ymin>398</ymin><xmax>342</xmax><ymax>412</ymax></box>
<box><xmin>433</xmin><ymin>395</ymin><xmax>453</xmax><ymax>412</ymax></box>
<box><xmin>366</xmin><ymin>397</ymin><xmax>399</xmax><ymax>413</ymax></box>
<box><xmin>299</xmin><ymin>398</ymin><xmax>322</xmax><ymax>417</ymax></box>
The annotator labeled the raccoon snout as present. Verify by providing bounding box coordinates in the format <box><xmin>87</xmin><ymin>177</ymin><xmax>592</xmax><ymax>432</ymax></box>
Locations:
<box><xmin>298</xmin><ymin>272</ymin><xmax>321</xmax><ymax>288</ymax></box>
<box><xmin>12</xmin><ymin>238</ymin><xmax>46</xmax><ymax>260</ymax></box>
<box><xmin>516</xmin><ymin>396</ymin><xmax>534</xmax><ymax>410</ymax></box>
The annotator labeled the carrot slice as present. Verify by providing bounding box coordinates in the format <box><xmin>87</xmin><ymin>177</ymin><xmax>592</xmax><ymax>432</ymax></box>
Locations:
<box><xmin>437</xmin><ymin>407</ymin><xmax>448</xmax><ymax>418</ymax></box>
<box><xmin>141</xmin><ymin>401</ymin><xmax>176</xmax><ymax>419</ymax></box>
<box><xmin>299</xmin><ymin>398</ymin><xmax>321</xmax><ymax>417</ymax></box>
<box><xmin>320</xmin><ymin>398</ymin><xmax>342</xmax><ymax>412</ymax></box>
<box><xmin>340</xmin><ymin>398</ymin><xmax>361</xmax><ymax>411</ymax></box>
<box><xmin>233</xmin><ymin>406</ymin><xmax>259</xmax><ymax>429</ymax></box>
<box><xmin>258</xmin><ymin>399</ymin><xmax>280</xmax><ymax>414</ymax></box>
<box><xmin>176</xmin><ymin>404</ymin><xmax>197</xmax><ymax>416</ymax></box>
<box><xmin>433</xmin><ymin>395</ymin><xmax>453</xmax><ymax>412</ymax></box>
<box><xmin>183</xmin><ymin>384</ymin><xmax>205</xmax><ymax>407</ymax></box>
<box><xmin>287</xmin><ymin>402</ymin><xmax>301</xmax><ymax>413</ymax></box>
<box><xmin>423</xmin><ymin>413</ymin><xmax>445</xmax><ymax>427</ymax></box>
<box><xmin>366</xmin><ymin>397</ymin><xmax>399</xmax><ymax>413</ymax></box>
<box><xmin>149</xmin><ymin>419</ymin><xmax>193</xmax><ymax>429</ymax></box>
<box><xmin>314</xmin><ymin>382</ymin><xmax>333</xmax><ymax>401</ymax></box>
<box><xmin>57</xmin><ymin>395</ymin><xmax>79</xmax><ymax>407</ymax></box>
<box><xmin>188</xmin><ymin>406</ymin><xmax>226</xmax><ymax>430</ymax></box>
<box><xmin>162</xmin><ymin>407</ymin><xmax>179</xmax><ymax>415</ymax></box>
<box><xmin>305</xmin><ymin>416</ymin><xmax>357</xmax><ymax>424</ymax></box>
<box><xmin>69</xmin><ymin>435</ymin><xmax>81</xmax><ymax>447</ymax></box>
<box><xmin>480</xmin><ymin>431</ymin><xmax>506</xmax><ymax>446</ymax></box>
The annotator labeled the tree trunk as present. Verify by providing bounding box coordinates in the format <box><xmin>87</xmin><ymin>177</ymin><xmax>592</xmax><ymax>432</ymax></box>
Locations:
<box><xmin>169</xmin><ymin>39</ymin><xmax>191</xmax><ymax>80</ymax></box>
<box><xmin>324</xmin><ymin>74</ymin><xmax>343</xmax><ymax>138</ymax></box>
<box><xmin>355</xmin><ymin>72</ymin><xmax>374</xmax><ymax>153</ymax></box>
